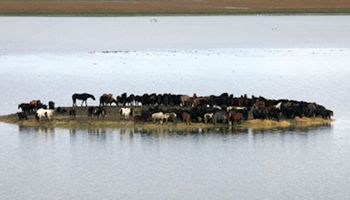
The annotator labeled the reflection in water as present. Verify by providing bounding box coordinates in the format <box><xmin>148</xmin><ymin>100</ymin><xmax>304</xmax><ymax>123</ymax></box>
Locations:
<box><xmin>5</xmin><ymin>121</ymin><xmax>340</xmax><ymax>200</ymax></box>
<box><xmin>19</xmin><ymin>126</ymin><xmax>55</xmax><ymax>135</ymax></box>
<box><xmin>251</xmin><ymin>123</ymin><xmax>333</xmax><ymax>135</ymax></box>
<box><xmin>18</xmin><ymin>123</ymin><xmax>332</xmax><ymax>137</ymax></box>
<box><xmin>69</xmin><ymin>128</ymin><xmax>108</xmax><ymax>141</ymax></box>
<box><xmin>87</xmin><ymin>128</ymin><xmax>106</xmax><ymax>135</ymax></box>
<box><xmin>133</xmin><ymin>127</ymin><xmax>250</xmax><ymax>136</ymax></box>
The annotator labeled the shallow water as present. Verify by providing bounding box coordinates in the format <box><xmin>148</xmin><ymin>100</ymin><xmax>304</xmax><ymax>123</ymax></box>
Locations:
<box><xmin>1</xmin><ymin>16</ymin><xmax>350</xmax><ymax>200</ymax></box>
<box><xmin>1</xmin><ymin>15</ymin><xmax>350</xmax><ymax>53</ymax></box>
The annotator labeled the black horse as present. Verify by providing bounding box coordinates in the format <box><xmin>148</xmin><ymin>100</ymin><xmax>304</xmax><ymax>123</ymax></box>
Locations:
<box><xmin>72</xmin><ymin>93</ymin><xmax>95</xmax><ymax>107</ymax></box>
<box><xmin>18</xmin><ymin>103</ymin><xmax>34</xmax><ymax>114</ymax></box>
<box><xmin>17</xmin><ymin>112</ymin><xmax>28</xmax><ymax>120</ymax></box>
<box><xmin>48</xmin><ymin>101</ymin><xmax>55</xmax><ymax>110</ymax></box>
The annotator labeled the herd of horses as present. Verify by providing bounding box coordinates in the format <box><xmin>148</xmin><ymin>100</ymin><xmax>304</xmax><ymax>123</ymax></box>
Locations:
<box><xmin>16</xmin><ymin>92</ymin><xmax>334</xmax><ymax>124</ymax></box>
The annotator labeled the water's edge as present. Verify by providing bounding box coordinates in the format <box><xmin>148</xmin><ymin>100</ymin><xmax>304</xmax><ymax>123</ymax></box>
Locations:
<box><xmin>0</xmin><ymin>113</ymin><xmax>333</xmax><ymax>131</ymax></box>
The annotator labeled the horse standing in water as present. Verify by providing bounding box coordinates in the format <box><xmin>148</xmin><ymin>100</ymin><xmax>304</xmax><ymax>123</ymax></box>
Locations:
<box><xmin>72</xmin><ymin>93</ymin><xmax>95</xmax><ymax>107</ymax></box>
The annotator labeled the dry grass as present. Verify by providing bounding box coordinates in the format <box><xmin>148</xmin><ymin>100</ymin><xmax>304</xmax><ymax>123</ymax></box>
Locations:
<box><xmin>0</xmin><ymin>0</ymin><xmax>350</xmax><ymax>15</ymax></box>
<box><xmin>240</xmin><ymin>117</ymin><xmax>333</xmax><ymax>130</ymax></box>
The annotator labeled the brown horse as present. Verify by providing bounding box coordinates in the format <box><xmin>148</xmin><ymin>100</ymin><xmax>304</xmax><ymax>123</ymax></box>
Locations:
<box><xmin>182</xmin><ymin>112</ymin><xmax>191</xmax><ymax>125</ymax></box>
<box><xmin>100</xmin><ymin>93</ymin><xmax>117</xmax><ymax>106</ymax></box>
<box><xmin>229</xmin><ymin>110</ymin><xmax>243</xmax><ymax>124</ymax></box>
<box><xmin>253</xmin><ymin>100</ymin><xmax>266</xmax><ymax>109</ymax></box>
<box><xmin>180</xmin><ymin>95</ymin><xmax>191</xmax><ymax>106</ymax></box>
<box><xmin>192</xmin><ymin>97</ymin><xmax>210</xmax><ymax>107</ymax></box>
<box><xmin>30</xmin><ymin>100</ymin><xmax>41</xmax><ymax>107</ymax></box>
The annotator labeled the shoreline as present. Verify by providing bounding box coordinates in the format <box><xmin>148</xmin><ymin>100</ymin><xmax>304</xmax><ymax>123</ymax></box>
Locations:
<box><xmin>0</xmin><ymin>114</ymin><xmax>333</xmax><ymax>131</ymax></box>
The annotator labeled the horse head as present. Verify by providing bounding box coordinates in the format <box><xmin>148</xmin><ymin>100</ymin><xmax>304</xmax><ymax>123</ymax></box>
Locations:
<box><xmin>112</xmin><ymin>98</ymin><xmax>118</xmax><ymax>105</ymax></box>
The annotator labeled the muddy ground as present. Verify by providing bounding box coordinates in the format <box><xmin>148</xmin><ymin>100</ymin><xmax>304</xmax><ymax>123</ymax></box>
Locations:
<box><xmin>1</xmin><ymin>0</ymin><xmax>350</xmax><ymax>15</ymax></box>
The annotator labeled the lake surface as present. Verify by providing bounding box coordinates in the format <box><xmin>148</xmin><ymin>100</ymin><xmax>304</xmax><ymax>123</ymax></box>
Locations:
<box><xmin>1</xmin><ymin>16</ymin><xmax>350</xmax><ymax>200</ymax></box>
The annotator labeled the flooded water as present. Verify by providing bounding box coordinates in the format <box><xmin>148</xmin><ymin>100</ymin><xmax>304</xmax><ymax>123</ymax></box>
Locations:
<box><xmin>1</xmin><ymin>16</ymin><xmax>350</xmax><ymax>199</ymax></box>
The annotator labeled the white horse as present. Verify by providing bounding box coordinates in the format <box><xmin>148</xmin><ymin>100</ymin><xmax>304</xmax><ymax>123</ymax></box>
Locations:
<box><xmin>152</xmin><ymin>112</ymin><xmax>172</xmax><ymax>124</ymax></box>
<box><xmin>36</xmin><ymin>108</ymin><xmax>54</xmax><ymax>121</ymax></box>
<box><xmin>204</xmin><ymin>113</ymin><xmax>214</xmax><ymax>123</ymax></box>
<box><xmin>227</xmin><ymin>106</ymin><xmax>246</xmax><ymax>112</ymax></box>
<box><xmin>275</xmin><ymin>102</ymin><xmax>282</xmax><ymax>110</ymax></box>
<box><xmin>120</xmin><ymin>108</ymin><xmax>132</xmax><ymax>119</ymax></box>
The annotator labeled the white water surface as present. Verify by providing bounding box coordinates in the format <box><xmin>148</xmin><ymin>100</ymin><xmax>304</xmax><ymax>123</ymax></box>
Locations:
<box><xmin>1</xmin><ymin>16</ymin><xmax>350</xmax><ymax>53</ymax></box>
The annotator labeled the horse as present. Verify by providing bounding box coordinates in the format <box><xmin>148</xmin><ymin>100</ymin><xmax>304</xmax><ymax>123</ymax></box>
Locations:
<box><xmin>36</xmin><ymin>108</ymin><xmax>54</xmax><ymax>121</ymax></box>
<box><xmin>17</xmin><ymin>112</ymin><xmax>28</xmax><ymax>120</ymax></box>
<box><xmin>166</xmin><ymin>112</ymin><xmax>177</xmax><ymax>123</ymax></box>
<box><xmin>72</xmin><ymin>93</ymin><xmax>95</xmax><ymax>107</ymax></box>
<box><xmin>316</xmin><ymin>107</ymin><xmax>333</xmax><ymax>119</ymax></box>
<box><xmin>213</xmin><ymin>111</ymin><xmax>229</xmax><ymax>124</ymax></box>
<box><xmin>88</xmin><ymin>107</ymin><xmax>95</xmax><ymax>118</ymax></box>
<box><xmin>204</xmin><ymin>113</ymin><xmax>213</xmax><ymax>123</ymax></box>
<box><xmin>275</xmin><ymin>102</ymin><xmax>282</xmax><ymax>110</ymax></box>
<box><xmin>69</xmin><ymin>109</ymin><xmax>76</xmax><ymax>119</ymax></box>
<box><xmin>93</xmin><ymin>107</ymin><xmax>106</xmax><ymax>118</ymax></box>
<box><xmin>88</xmin><ymin>107</ymin><xmax>106</xmax><ymax>118</ymax></box>
<box><xmin>139</xmin><ymin>110</ymin><xmax>152</xmax><ymax>122</ymax></box>
<box><xmin>99</xmin><ymin>93</ymin><xmax>117</xmax><ymax>106</ymax></box>
<box><xmin>56</xmin><ymin>107</ymin><xmax>67</xmax><ymax>114</ymax></box>
<box><xmin>227</xmin><ymin>106</ymin><xmax>246</xmax><ymax>112</ymax></box>
<box><xmin>30</xmin><ymin>100</ymin><xmax>41</xmax><ymax>108</ymax></box>
<box><xmin>152</xmin><ymin>112</ymin><xmax>166</xmax><ymax>124</ymax></box>
<box><xmin>253</xmin><ymin>100</ymin><xmax>266</xmax><ymax>109</ymax></box>
<box><xmin>18</xmin><ymin>103</ymin><xmax>34</xmax><ymax>114</ymax></box>
<box><xmin>180</xmin><ymin>95</ymin><xmax>191</xmax><ymax>106</ymax></box>
<box><xmin>48</xmin><ymin>101</ymin><xmax>55</xmax><ymax>110</ymax></box>
<box><xmin>182</xmin><ymin>112</ymin><xmax>191</xmax><ymax>125</ymax></box>
<box><xmin>120</xmin><ymin>108</ymin><xmax>132</xmax><ymax>119</ymax></box>
<box><xmin>151</xmin><ymin>112</ymin><xmax>177</xmax><ymax>124</ymax></box>
<box><xmin>192</xmin><ymin>96</ymin><xmax>210</xmax><ymax>107</ymax></box>
<box><xmin>266</xmin><ymin>106</ymin><xmax>280</xmax><ymax>121</ymax></box>
<box><xmin>228</xmin><ymin>110</ymin><xmax>243</xmax><ymax>125</ymax></box>
<box><xmin>252</xmin><ymin>107</ymin><xmax>268</xmax><ymax>119</ymax></box>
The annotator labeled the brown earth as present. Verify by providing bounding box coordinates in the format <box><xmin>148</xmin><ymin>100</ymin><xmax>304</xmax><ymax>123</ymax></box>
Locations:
<box><xmin>0</xmin><ymin>0</ymin><xmax>350</xmax><ymax>15</ymax></box>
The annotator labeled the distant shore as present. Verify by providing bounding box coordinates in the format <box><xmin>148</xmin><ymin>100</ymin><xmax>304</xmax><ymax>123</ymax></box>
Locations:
<box><xmin>1</xmin><ymin>9</ymin><xmax>350</xmax><ymax>16</ymax></box>
<box><xmin>0</xmin><ymin>114</ymin><xmax>333</xmax><ymax>131</ymax></box>
<box><xmin>0</xmin><ymin>0</ymin><xmax>350</xmax><ymax>16</ymax></box>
